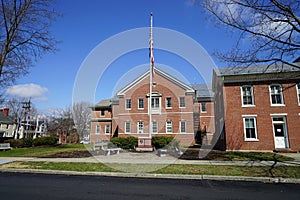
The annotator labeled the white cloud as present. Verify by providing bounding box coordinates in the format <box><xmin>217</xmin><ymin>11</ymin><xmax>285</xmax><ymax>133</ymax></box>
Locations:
<box><xmin>6</xmin><ymin>83</ymin><xmax>48</xmax><ymax>101</ymax></box>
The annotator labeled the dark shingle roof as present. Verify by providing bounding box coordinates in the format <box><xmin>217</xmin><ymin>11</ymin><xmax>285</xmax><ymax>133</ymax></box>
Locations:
<box><xmin>0</xmin><ymin>112</ymin><xmax>14</xmax><ymax>124</ymax></box>
<box><xmin>215</xmin><ymin>62</ymin><xmax>300</xmax><ymax>76</ymax></box>
<box><xmin>191</xmin><ymin>84</ymin><xmax>214</xmax><ymax>99</ymax></box>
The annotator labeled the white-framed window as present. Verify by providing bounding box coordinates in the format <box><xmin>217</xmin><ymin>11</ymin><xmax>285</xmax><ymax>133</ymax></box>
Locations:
<box><xmin>269</xmin><ymin>84</ymin><xmax>284</xmax><ymax>106</ymax></box>
<box><xmin>126</xmin><ymin>99</ymin><xmax>132</xmax><ymax>110</ymax></box>
<box><xmin>180</xmin><ymin>121</ymin><xmax>186</xmax><ymax>133</ymax></box>
<box><xmin>138</xmin><ymin>98</ymin><xmax>144</xmax><ymax>109</ymax></box>
<box><xmin>201</xmin><ymin>103</ymin><xmax>207</xmax><ymax>113</ymax></box>
<box><xmin>179</xmin><ymin>97</ymin><xmax>185</xmax><ymax>108</ymax></box>
<box><xmin>243</xmin><ymin>116</ymin><xmax>258</xmax><ymax>141</ymax></box>
<box><xmin>151</xmin><ymin>97</ymin><xmax>160</xmax><ymax>108</ymax></box>
<box><xmin>166</xmin><ymin>97</ymin><xmax>172</xmax><ymax>109</ymax></box>
<box><xmin>105</xmin><ymin>124</ymin><xmax>110</xmax><ymax>134</ymax></box>
<box><xmin>297</xmin><ymin>83</ymin><xmax>300</xmax><ymax>105</ymax></box>
<box><xmin>125</xmin><ymin>121</ymin><xmax>131</xmax><ymax>134</ymax></box>
<box><xmin>137</xmin><ymin>121</ymin><xmax>144</xmax><ymax>134</ymax></box>
<box><xmin>95</xmin><ymin>125</ymin><xmax>100</xmax><ymax>135</ymax></box>
<box><xmin>152</xmin><ymin>121</ymin><xmax>158</xmax><ymax>133</ymax></box>
<box><xmin>241</xmin><ymin>85</ymin><xmax>254</xmax><ymax>106</ymax></box>
<box><xmin>166</xmin><ymin>121</ymin><xmax>172</xmax><ymax>133</ymax></box>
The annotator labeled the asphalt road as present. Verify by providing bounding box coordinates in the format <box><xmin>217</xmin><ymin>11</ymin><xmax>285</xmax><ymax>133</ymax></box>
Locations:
<box><xmin>0</xmin><ymin>172</ymin><xmax>299</xmax><ymax>200</ymax></box>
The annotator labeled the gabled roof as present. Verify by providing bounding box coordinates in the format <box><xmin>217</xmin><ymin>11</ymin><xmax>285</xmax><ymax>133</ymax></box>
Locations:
<box><xmin>117</xmin><ymin>67</ymin><xmax>195</xmax><ymax>97</ymax></box>
<box><xmin>0</xmin><ymin>112</ymin><xmax>14</xmax><ymax>124</ymax></box>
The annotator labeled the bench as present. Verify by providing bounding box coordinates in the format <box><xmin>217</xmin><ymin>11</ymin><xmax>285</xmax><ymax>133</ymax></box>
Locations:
<box><xmin>0</xmin><ymin>143</ymin><xmax>11</xmax><ymax>151</ymax></box>
<box><xmin>103</xmin><ymin>148</ymin><xmax>122</xmax><ymax>156</ymax></box>
<box><xmin>157</xmin><ymin>149</ymin><xmax>168</xmax><ymax>157</ymax></box>
<box><xmin>93</xmin><ymin>142</ymin><xmax>122</xmax><ymax>156</ymax></box>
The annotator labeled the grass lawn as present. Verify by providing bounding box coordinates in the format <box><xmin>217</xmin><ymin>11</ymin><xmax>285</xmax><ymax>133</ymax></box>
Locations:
<box><xmin>0</xmin><ymin>144</ymin><xmax>88</xmax><ymax>157</ymax></box>
<box><xmin>2</xmin><ymin>161</ymin><xmax>300</xmax><ymax>179</ymax></box>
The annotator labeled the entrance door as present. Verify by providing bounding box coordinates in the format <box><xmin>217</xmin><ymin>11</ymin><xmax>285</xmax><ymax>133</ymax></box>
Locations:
<box><xmin>272</xmin><ymin>117</ymin><xmax>289</xmax><ymax>149</ymax></box>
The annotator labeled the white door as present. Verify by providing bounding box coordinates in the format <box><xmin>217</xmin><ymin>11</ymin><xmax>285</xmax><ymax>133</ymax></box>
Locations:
<box><xmin>272</xmin><ymin>117</ymin><xmax>289</xmax><ymax>149</ymax></box>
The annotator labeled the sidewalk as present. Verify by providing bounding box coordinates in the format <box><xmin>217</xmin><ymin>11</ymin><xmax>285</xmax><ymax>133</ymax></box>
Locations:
<box><xmin>1</xmin><ymin>152</ymin><xmax>300</xmax><ymax>184</ymax></box>
<box><xmin>1</xmin><ymin>151</ymin><xmax>300</xmax><ymax>166</ymax></box>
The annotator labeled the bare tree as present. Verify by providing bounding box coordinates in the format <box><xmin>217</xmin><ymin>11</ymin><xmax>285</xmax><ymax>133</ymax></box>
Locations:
<box><xmin>72</xmin><ymin>101</ymin><xmax>91</xmax><ymax>140</ymax></box>
<box><xmin>0</xmin><ymin>0</ymin><xmax>59</xmax><ymax>88</ymax></box>
<box><xmin>199</xmin><ymin>0</ymin><xmax>300</xmax><ymax>67</ymax></box>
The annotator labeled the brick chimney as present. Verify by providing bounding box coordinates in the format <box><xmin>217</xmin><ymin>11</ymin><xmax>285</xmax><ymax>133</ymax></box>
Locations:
<box><xmin>0</xmin><ymin>108</ymin><xmax>9</xmax><ymax>116</ymax></box>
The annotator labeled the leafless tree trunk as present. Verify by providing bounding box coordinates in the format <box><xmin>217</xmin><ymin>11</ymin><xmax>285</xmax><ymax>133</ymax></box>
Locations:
<box><xmin>0</xmin><ymin>0</ymin><xmax>59</xmax><ymax>88</ymax></box>
<box><xmin>198</xmin><ymin>0</ymin><xmax>300</xmax><ymax>68</ymax></box>
<box><xmin>72</xmin><ymin>101</ymin><xmax>91</xmax><ymax>140</ymax></box>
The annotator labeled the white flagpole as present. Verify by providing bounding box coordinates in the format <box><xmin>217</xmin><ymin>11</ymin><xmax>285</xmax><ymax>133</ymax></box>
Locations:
<box><xmin>149</xmin><ymin>12</ymin><xmax>153</xmax><ymax>139</ymax></box>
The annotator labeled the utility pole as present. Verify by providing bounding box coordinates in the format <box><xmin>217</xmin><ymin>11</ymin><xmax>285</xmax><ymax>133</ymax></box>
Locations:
<box><xmin>22</xmin><ymin>100</ymin><xmax>31</xmax><ymax>138</ymax></box>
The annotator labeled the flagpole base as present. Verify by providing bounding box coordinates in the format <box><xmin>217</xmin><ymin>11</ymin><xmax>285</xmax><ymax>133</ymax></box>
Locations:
<box><xmin>135</xmin><ymin>137</ymin><xmax>153</xmax><ymax>152</ymax></box>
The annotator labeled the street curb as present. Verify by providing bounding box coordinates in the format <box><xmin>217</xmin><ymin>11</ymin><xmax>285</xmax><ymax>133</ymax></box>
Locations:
<box><xmin>1</xmin><ymin>168</ymin><xmax>300</xmax><ymax>184</ymax></box>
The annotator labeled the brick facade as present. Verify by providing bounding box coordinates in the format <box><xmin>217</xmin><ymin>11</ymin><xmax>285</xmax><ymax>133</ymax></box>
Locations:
<box><xmin>90</xmin><ymin>67</ymin><xmax>209</xmax><ymax>146</ymax></box>
<box><xmin>213</xmin><ymin>64</ymin><xmax>300</xmax><ymax>151</ymax></box>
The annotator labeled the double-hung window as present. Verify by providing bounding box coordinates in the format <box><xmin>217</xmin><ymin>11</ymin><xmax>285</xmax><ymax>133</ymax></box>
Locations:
<box><xmin>243</xmin><ymin>116</ymin><xmax>258</xmax><ymax>141</ymax></box>
<box><xmin>126</xmin><ymin>99</ymin><xmax>132</xmax><ymax>110</ymax></box>
<box><xmin>241</xmin><ymin>86</ymin><xmax>254</xmax><ymax>106</ymax></box>
<box><xmin>95</xmin><ymin>125</ymin><xmax>100</xmax><ymax>135</ymax></box>
<box><xmin>297</xmin><ymin>83</ymin><xmax>300</xmax><ymax>105</ymax></box>
<box><xmin>105</xmin><ymin>124</ymin><xmax>110</xmax><ymax>134</ymax></box>
<box><xmin>180</xmin><ymin>121</ymin><xmax>186</xmax><ymax>133</ymax></box>
<box><xmin>152</xmin><ymin>121</ymin><xmax>158</xmax><ymax>133</ymax></box>
<box><xmin>201</xmin><ymin>103</ymin><xmax>207</xmax><ymax>112</ymax></box>
<box><xmin>166</xmin><ymin>121</ymin><xmax>172</xmax><ymax>133</ymax></box>
<box><xmin>179</xmin><ymin>97</ymin><xmax>185</xmax><ymax>108</ymax></box>
<box><xmin>125</xmin><ymin>121</ymin><xmax>131</xmax><ymax>133</ymax></box>
<box><xmin>166</xmin><ymin>97</ymin><xmax>172</xmax><ymax>108</ymax></box>
<box><xmin>270</xmin><ymin>84</ymin><xmax>284</xmax><ymax>105</ymax></box>
<box><xmin>138</xmin><ymin>98</ymin><xmax>144</xmax><ymax>109</ymax></box>
<box><xmin>137</xmin><ymin>121</ymin><xmax>144</xmax><ymax>134</ymax></box>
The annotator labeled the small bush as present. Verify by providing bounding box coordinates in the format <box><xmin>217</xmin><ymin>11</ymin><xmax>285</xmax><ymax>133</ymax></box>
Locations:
<box><xmin>33</xmin><ymin>136</ymin><xmax>58</xmax><ymax>146</ymax></box>
<box><xmin>22</xmin><ymin>138</ymin><xmax>33</xmax><ymax>147</ymax></box>
<box><xmin>110</xmin><ymin>137</ymin><xmax>138</xmax><ymax>150</ymax></box>
<box><xmin>4</xmin><ymin>139</ymin><xmax>23</xmax><ymax>148</ymax></box>
<box><xmin>152</xmin><ymin>136</ymin><xmax>174</xmax><ymax>149</ymax></box>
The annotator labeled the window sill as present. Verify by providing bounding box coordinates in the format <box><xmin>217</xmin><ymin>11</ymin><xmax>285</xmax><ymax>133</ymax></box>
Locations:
<box><xmin>271</xmin><ymin>104</ymin><xmax>285</xmax><ymax>107</ymax></box>
<box><xmin>245</xmin><ymin>139</ymin><xmax>259</xmax><ymax>142</ymax></box>
<box><xmin>242</xmin><ymin>105</ymin><xmax>256</xmax><ymax>108</ymax></box>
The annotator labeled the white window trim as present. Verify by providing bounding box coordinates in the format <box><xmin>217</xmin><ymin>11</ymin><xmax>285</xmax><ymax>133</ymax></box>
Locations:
<box><xmin>125</xmin><ymin>121</ymin><xmax>131</xmax><ymax>134</ymax></box>
<box><xmin>179</xmin><ymin>97</ymin><xmax>186</xmax><ymax>108</ymax></box>
<box><xmin>240</xmin><ymin>85</ymin><xmax>255</xmax><ymax>107</ymax></box>
<box><xmin>138</xmin><ymin>98</ymin><xmax>144</xmax><ymax>110</ymax></box>
<box><xmin>180</xmin><ymin>120</ymin><xmax>186</xmax><ymax>133</ymax></box>
<box><xmin>201</xmin><ymin>103</ymin><xmax>207</xmax><ymax>113</ymax></box>
<box><xmin>165</xmin><ymin>97</ymin><xmax>172</xmax><ymax>109</ymax></box>
<box><xmin>125</xmin><ymin>99</ymin><xmax>132</xmax><ymax>110</ymax></box>
<box><xmin>137</xmin><ymin>121</ymin><xmax>144</xmax><ymax>134</ymax></box>
<box><xmin>95</xmin><ymin>125</ymin><xmax>100</xmax><ymax>135</ymax></box>
<box><xmin>269</xmin><ymin>84</ymin><xmax>285</xmax><ymax>106</ymax></box>
<box><xmin>297</xmin><ymin>83</ymin><xmax>300</xmax><ymax>106</ymax></box>
<box><xmin>166</xmin><ymin>121</ymin><xmax>172</xmax><ymax>134</ymax></box>
<box><xmin>105</xmin><ymin>124</ymin><xmax>110</xmax><ymax>135</ymax></box>
<box><xmin>152</xmin><ymin>121</ymin><xmax>158</xmax><ymax>134</ymax></box>
<box><xmin>243</xmin><ymin>116</ymin><xmax>259</xmax><ymax>141</ymax></box>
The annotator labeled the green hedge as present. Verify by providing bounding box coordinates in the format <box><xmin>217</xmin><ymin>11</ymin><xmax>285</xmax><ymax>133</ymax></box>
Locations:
<box><xmin>32</xmin><ymin>136</ymin><xmax>58</xmax><ymax>146</ymax></box>
<box><xmin>4</xmin><ymin>136</ymin><xmax>58</xmax><ymax>148</ymax></box>
<box><xmin>151</xmin><ymin>136</ymin><xmax>174</xmax><ymax>149</ymax></box>
<box><xmin>110</xmin><ymin>136</ymin><xmax>138</xmax><ymax>150</ymax></box>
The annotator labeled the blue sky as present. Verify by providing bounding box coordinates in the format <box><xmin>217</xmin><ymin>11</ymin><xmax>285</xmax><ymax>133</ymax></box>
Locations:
<box><xmin>5</xmin><ymin>0</ymin><xmax>236</xmax><ymax>113</ymax></box>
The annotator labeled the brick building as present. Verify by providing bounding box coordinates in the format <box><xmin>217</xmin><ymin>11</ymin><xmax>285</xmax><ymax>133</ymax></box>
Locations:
<box><xmin>90</xmin><ymin>67</ymin><xmax>214</xmax><ymax>146</ymax></box>
<box><xmin>213</xmin><ymin>62</ymin><xmax>300</xmax><ymax>151</ymax></box>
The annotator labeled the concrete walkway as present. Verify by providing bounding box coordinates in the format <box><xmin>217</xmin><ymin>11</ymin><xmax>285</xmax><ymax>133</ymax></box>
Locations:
<box><xmin>1</xmin><ymin>152</ymin><xmax>300</xmax><ymax>184</ymax></box>
<box><xmin>1</xmin><ymin>151</ymin><xmax>300</xmax><ymax>166</ymax></box>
